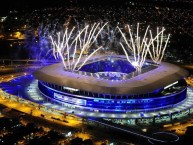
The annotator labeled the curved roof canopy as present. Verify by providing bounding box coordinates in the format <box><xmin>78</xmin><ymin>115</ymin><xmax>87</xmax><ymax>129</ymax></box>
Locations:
<box><xmin>34</xmin><ymin>55</ymin><xmax>189</xmax><ymax>95</ymax></box>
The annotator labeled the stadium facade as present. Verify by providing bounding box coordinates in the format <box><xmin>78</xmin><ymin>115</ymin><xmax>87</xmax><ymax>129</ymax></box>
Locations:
<box><xmin>34</xmin><ymin>55</ymin><xmax>189</xmax><ymax>116</ymax></box>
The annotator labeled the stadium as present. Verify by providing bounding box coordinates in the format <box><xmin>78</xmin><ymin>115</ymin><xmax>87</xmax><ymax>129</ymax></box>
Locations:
<box><xmin>1</xmin><ymin>23</ymin><xmax>192</xmax><ymax>125</ymax></box>
<box><xmin>34</xmin><ymin>54</ymin><xmax>189</xmax><ymax>116</ymax></box>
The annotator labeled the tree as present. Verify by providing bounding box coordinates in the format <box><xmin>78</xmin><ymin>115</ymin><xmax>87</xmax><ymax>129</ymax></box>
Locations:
<box><xmin>70</xmin><ymin>137</ymin><xmax>83</xmax><ymax>145</ymax></box>
<box><xmin>83</xmin><ymin>139</ymin><xmax>93</xmax><ymax>145</ymax></box>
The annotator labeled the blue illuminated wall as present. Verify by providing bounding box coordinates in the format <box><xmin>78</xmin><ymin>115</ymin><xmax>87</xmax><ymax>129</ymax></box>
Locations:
<box><xmin>38</xmin><ymin>81</ymin><xmax>187</xmax><ymax>113</ymax></box>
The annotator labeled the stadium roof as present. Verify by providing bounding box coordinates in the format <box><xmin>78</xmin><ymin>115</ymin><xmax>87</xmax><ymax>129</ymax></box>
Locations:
<box><xmin>34</xmin><ymin>55</ymin><xmax>189</xmax><ymax>95</ymax></box>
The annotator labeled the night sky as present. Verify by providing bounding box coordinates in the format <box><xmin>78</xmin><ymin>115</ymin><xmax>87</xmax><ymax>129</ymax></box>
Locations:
<box><xmin>0</xmin><ymin>0</ymin><xmax>192</xmax><ymax>15</ymax></box>
<box><xmin>0</xmin><ymin>0</ymin><xmax>75</xmax><ymax>15</ymax></box>
<box><xmin>0</xmin><ymin>0</ymin><xmax>168</xmax><ymax>15</ymax></box>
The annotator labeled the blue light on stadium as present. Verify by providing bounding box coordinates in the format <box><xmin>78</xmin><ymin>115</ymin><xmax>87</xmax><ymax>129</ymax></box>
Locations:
<box><xmin>0</xmin><ymin>22</ymin><xmax>191</xmax><ymax>126</ymax></box>
<box><xmin>34</xmin><ymin>55</ymin><xmax>189</xmax><ymax>114</ymax></box>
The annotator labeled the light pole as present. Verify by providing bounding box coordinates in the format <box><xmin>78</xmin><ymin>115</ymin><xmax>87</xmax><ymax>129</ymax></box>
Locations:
<box><xmin>17</xmin><ymin>85</ymin><xmax>21</xmax><ymax>101</ymax></box>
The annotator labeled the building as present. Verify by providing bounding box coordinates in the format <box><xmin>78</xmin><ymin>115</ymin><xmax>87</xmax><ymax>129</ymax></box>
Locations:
<box><xmin>34</xmin><ymin>55</ymin><xmax>189</xmax><ymax>119</ymax></box>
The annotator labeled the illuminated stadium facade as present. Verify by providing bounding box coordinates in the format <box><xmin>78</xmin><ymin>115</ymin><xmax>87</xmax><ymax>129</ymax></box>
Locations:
<box><xmin>31</xmin><ymin>23</ymin><xmax>190</xmax><ymax>120</ymax></box>
<box><xmin>34</xmin><ymin>55</ymin><xmax>189</xmax><ymax>115</ymax></box>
